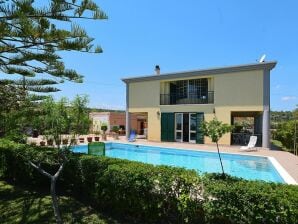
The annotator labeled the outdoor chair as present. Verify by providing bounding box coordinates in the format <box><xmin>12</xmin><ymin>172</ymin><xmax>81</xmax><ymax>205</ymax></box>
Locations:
<box><xmin>240</xmin><ymin>136</ymin><xmax>258</xmax><ymax>151</ymax></box>
<box><xmin>128</xmin><ymin>130</ymin><xmax>136</xmax><ymax>142</ymax></box>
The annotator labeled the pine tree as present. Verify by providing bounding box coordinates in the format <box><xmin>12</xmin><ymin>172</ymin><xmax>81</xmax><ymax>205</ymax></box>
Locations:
<box><xmin>0</xmin><ymin>0</ymin><xmax>107</xmax><ymax>93</ymax></box>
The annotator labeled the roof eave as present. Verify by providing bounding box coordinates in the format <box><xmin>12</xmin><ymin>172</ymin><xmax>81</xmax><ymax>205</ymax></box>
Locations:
<box><xmin>122</xmin><ymin>61</ymin><xmax>277</xmax><ymax>84</ymax></box>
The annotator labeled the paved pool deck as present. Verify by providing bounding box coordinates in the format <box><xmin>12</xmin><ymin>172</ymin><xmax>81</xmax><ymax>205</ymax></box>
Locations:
<box><xmin>113</xmin><ymin>137</ymin><xmax>298</xmax><ymax>184</ymax></box>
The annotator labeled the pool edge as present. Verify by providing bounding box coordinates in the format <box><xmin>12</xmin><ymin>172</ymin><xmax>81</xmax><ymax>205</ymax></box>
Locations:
<box><xmin>268</xmin><ymin>157</ymin><xmax>297</xmax><ymax>185</ymax></box>
<box><xmin>108</xmin><ymin>141</ymin><xmax>297</xmax><ymax>185</ymax></box>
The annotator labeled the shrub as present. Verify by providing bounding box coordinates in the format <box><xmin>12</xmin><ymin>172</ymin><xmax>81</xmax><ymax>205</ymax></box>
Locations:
<box><xmin>0</xmin><ymin>139</ymin><xmax>298</xmax><ymax>223</ymax></box>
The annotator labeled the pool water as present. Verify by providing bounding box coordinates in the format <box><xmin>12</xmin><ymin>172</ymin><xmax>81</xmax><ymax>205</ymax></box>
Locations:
<box><xmin>72</xmin><ymin>142</ymin><xmax>285</xmax><ymax>183</ymax></box>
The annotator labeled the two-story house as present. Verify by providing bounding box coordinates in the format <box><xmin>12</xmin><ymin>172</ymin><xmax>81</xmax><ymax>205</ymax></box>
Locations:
<box><xmin>122</xmin><ymin>61</ymin><xmax>276</xmax><ymax>148</ymax></box>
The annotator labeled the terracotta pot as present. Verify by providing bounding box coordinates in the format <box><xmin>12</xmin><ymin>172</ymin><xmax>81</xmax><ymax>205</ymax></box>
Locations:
<box><xmin>79</xmin><ymin>138</ymin><xmax>85</xmax><ymax>143</ymax></box>
<box><xmin>40</xmin><ymin>141</ymin><xmax>46</xmax><ymax>146</ymax></box>
<box><xmin>87</xmin><ymin>137</ymin><xmax>93</xmax><ymax>143</ymax></box>
<box><xmin>94</xmin><ymin>136</ymin><xmax>100</xmax><ymax>141</ymax></box>
<box><xmin>47</xmin><ymin>139</ymin><xmax>53</xmax><ymax>146</ymax></box>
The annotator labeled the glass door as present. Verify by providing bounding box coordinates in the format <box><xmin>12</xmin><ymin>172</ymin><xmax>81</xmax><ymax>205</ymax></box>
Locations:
<box><xmin>175</xmin><ymin>113</ymin><xmax>183</xmax><ymax>142</ymax></box>
<box><xmin>189</xmin><ymin>113</ymin><xmax>197</xmax><ymax>143</ymax></box>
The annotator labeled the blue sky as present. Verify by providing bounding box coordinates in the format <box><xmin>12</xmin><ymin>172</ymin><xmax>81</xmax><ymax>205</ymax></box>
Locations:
<box><xmin>53</xmin><ymin>1</ymin><xmax>297</xmax><ymax>111</ymax></box>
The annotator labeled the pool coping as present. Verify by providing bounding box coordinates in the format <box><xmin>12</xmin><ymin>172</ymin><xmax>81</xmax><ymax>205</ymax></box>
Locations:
<box><xmin>105</xmin><ymin>141</ymin><xmax>297</xmax><ymax>185</ymax></box>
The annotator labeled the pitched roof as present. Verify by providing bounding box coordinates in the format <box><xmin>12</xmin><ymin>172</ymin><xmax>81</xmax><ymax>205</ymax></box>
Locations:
<box><xmin>121</xmin><ymin>61</ymin><xmax>277</xmax><ymax>83</ymax></box>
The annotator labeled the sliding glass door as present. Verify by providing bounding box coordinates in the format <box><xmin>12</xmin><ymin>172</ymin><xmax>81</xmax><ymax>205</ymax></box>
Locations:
<box><xmin>189</xmin><ymin>113</ymin><xmax>197</xmax><ymax>143</ymax></box>
<box><xmin>175</xmin><ymin>113</ymin><xmax>197</xmax><ymax>143</ymax></box>
<box><xmin>175</xmin><ymin>113</ymin><xmax>183</xmax><ymax>142</ymax></box>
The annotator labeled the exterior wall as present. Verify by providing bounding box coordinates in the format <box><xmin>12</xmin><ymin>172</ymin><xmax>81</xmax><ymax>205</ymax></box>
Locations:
<box><xmin>90</xmin><ymin>112</ymin><xmax>138</xmax><ymax>133</ymax></box>
<box><xmin>109</xmin><ymin>112</ymin><xmax>126</xmax><ymax>128</ymax></box>
<box><xmin>127</xmin><ymin>69</ymin><xmax>266</xmax><ymax>145</ymax></box>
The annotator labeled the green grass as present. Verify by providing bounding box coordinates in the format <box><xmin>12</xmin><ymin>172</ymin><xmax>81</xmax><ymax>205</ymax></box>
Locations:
<box><xmin>0</xmin><ymin>181</ymin><xmax>121</xmax><ymax>224</ymax></box>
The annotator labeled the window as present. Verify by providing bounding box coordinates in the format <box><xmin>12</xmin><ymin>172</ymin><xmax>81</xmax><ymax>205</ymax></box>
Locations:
<box><xmin>189</xmin><ymin>78</ymin><xmax>208</xmax><ymax>99</ymax></box>
<box><xmin>176</xmin><ymin>80</ymin><xmax>188</xmax><ymax>100</ymax></box>
<box><xmin>176</xmin><ymin>79</ymin><xmax>208</xmax><ymax>100</ymax></box>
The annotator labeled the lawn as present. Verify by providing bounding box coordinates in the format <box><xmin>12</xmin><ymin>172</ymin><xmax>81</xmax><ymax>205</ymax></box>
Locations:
<box><xmin>0</xmin><ymin>181</ymin><xmax>121</xmax><ymax>224</ymax></box>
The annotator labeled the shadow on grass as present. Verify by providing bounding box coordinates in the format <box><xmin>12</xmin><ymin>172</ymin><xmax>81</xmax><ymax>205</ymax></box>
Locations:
<box><xmin>0</xmin><ymin>181</ymin><xmax>121</xmax><ymax>224</ymax></box>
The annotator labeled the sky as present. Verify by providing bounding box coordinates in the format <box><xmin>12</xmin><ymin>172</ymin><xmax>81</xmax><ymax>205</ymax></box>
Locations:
<box><xmin>39</xmin><ymin>1</ymin><xmax>298</xmax><ymax>111</ymax></box>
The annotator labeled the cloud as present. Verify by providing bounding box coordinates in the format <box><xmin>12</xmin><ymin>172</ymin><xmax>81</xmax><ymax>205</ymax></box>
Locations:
<box><xmin>281</xmin><ymin>96</ymin><xmax>297</xmax><ymax>101</ymax></box>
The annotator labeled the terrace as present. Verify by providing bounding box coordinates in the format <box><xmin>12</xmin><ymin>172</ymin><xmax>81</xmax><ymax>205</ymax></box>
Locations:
<box><xmin>160</xmin><ymin>78</ymin><xmax>214</xmax><ymax>105</ymax></box>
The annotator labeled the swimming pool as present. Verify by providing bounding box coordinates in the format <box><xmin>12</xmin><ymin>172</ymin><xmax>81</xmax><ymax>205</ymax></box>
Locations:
<box><xmin>72</xmin><ymin>142</ymin><xmax>286</xmax><ymax>183</ymax></box>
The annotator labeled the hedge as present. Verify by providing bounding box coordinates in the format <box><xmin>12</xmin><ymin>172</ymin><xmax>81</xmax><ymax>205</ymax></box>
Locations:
<box><xmin>0</xmin><ymin>139</ymin><xmax>298</xmax><ymax>224</ymax></box>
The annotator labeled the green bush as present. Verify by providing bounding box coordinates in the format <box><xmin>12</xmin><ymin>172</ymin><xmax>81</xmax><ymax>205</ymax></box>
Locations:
<box><xmin>0</xmin><ymin>139</ymin><xmax>298</xmax><ymax>224</ymax></box>
<box><xmin>274</xmin><ymin>121</ymin><xmax>296</xmax><ymax>149</ymax></box>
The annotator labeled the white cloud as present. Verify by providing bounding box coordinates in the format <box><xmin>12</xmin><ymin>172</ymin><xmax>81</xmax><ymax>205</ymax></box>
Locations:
<box><xmin>281</xmin><ymin>96</ymin><xmax>297</xmax><ymax>101</ymax></box>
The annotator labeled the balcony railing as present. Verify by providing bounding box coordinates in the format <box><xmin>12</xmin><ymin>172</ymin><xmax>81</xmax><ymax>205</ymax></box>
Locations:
<box><xmin>160</xmin><ymin>91</ymin><xmax>214</xmax><ymax>105</ymax></box>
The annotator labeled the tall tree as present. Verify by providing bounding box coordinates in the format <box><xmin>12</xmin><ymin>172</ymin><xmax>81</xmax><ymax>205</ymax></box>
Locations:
<box><xmin>0</xmin><ymin>0</ymin><xmax>107</xmax><ymax>84</ymax></box>
<box><xmin>0</xmin><ymin>0</ymin><xmax>107</xmax><ymax>136</ymax></box>
<box><xmin>201</xmin><ymin>118</ymin><xmax>232</xmax><ymax>177</ymax></box>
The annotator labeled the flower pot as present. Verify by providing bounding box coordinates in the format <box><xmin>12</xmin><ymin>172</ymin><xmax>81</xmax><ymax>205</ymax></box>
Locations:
<box><xmin>62</xmin><ymin>139</ymin><xmax>69</xmax><ymax>145</ymax></box>
<box><xmin>40</xmin><ymin>141</ymin><xmax>46</xmax><ymax>146</ymax></box>
<box><xmin>47</xmin><ymin>139</ymin><xmax>53</xmax><ymax>146</ymax></box>
<box><xmin>79</xmin><ymin>138</ymin><xmax>85</xmax><ymax>143</ymax></box>
<box><xmin>94</xmin><ymin>136</ymin><xmax>100</xmax><ymax>141</ymax></box>
<box><xmin>87</xmin><ymin>137</ymin><xmax>93</xmax><ymax>143</ymax></box>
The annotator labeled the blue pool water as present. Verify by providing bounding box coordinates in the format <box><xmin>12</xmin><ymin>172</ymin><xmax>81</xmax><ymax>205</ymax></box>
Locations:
<box><xmin>72</xmin><ymin>142</ymin><xmax>285</xmax><ymax>183</ymax></box>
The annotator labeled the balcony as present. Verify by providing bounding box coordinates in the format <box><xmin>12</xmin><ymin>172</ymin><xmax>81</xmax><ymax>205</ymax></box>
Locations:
<box><xmin>160</xmin><ymin>91</ymin><xmax>214</xmax><ymax>105</ymax></box>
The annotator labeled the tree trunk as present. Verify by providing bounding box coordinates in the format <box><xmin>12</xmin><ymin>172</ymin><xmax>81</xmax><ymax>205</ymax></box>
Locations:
<box><xmin>216</xmin><ymin>141</ymin><xmax>225</xmax><ymax>177</ymax></box>
<box><xmin>51</xmin><ymin>177</ymin><xmax>62</xmax><ymax>224</ymax></box>
<box><xmin>29</xmin><ymin>161</ymin><xmax>65</xmax><ymax>224</ymax></box>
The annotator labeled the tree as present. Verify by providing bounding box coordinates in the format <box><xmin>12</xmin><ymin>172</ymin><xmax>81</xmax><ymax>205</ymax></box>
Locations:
<box><xmin>0</xmin><ymin>0</ymin><xmax>107</xmax><ymax>84</ymax></box>
<box><xmin>29</xmin><ymin>95</ymin><xmax>89</xmax><ymax>224</ymax></box>
<box><xmin>201</xmin><ymin>118</ymin><xmax>232</xmax><ymax>176</ymax></box>
<box><xmin>70</xmin><ymin>94</ymin><xmax>90</xmax><ymax>135</ymax></box>
<box><xmin>0</xmin><ymin>0</ymin><xmax>107</xmax><ymax>115</ymax></box>
<box><xmin>0</xmin><ymin>0</ymin><xmax>106</xmax><ymax>137</ymax></box>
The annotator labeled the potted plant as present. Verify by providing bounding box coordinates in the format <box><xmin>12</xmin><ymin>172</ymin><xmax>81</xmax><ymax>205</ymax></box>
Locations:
<box><xmin>62</xmin><ymin>138</ymin><xmax>69</xmax><ymax>145</ymax></box>
<box><xmin>79</xmin><ymin>137</ymin><xmax>85</xmax><ymax>143</ymax></box>
<box><xmin>94</xmin><ymin>131</ymin><xmax>100</xmax><ymax>141</ymax></box>
<box><xmin>101</xmin><ymin>125</ymin><xmax>108</xmax><ymax>141</ymax></box>
<box><xmin>40</xmin><ymin>141</ymin><xmax>46</xmax><ymax>146</ymax></box>
<box><xmin>87</xmin><ymin>136</ymin><xmax>93</xmax><ymax>143</ymax></box>
<box><xmin>112</xmin><ymin>126</ymin><xmax>120</xmax><ymax>140</ymax></box>
<box><xmin>47</xmin><ymin>138</ymin><xmax>54</xmax><ymax>146</ymax></box>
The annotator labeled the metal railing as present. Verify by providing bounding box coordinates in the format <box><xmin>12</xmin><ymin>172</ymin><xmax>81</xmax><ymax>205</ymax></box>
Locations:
<box><xmin>160</xmin><ymin>91</ymin><xmax>214</xmax><ymax>105</ymax></box>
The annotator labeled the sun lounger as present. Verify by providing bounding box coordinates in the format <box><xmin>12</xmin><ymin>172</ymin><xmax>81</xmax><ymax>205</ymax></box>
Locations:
<box><xmin>240</xmin><ymin>136</ymin><xmax>258</xmax><ymax>151</ymax></box>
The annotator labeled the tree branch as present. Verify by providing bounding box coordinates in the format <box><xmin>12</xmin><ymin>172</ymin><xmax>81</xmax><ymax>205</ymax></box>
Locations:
<box><xmin>29</xmin><ymin>161</ymin><xmax>52</xmax><ymax>179</ymax></box>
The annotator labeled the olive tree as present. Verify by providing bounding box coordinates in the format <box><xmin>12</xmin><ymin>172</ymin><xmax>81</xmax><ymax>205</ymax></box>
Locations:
<box><xmin>201</xmin><ymin>118</ymin><xmax>232</xmax><ymax>176</ymax></box>
<box><xmin>29</xmin><ymin>95</ymin><xmax>89</xmax><ymax>224</ymax></box>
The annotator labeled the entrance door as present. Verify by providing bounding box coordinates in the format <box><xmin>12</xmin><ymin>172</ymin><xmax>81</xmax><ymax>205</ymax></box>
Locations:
<box><xmin>175</xmin><ymin>113</ymin><xmax>197</xmax><ymax>143</ymax></box>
